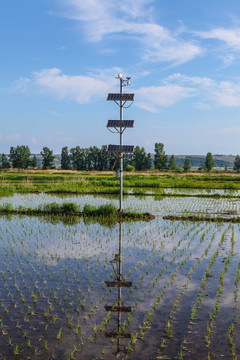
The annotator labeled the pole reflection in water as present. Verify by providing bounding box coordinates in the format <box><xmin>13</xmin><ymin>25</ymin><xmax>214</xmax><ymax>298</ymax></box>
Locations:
<box><xmin>105</xmin><ymin>221</ymin><xmax>132</xmax><ymax>358</ymax></box>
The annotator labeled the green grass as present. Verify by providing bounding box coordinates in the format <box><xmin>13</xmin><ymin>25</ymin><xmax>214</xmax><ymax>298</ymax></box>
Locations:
<box><xmin>1</xmin><ymin>170</ymin><xmax>240</xmax><ymax>197</ymax></box>
<box><xmin>163</xmin><ymin>215</ymin><xmax>240</xmax><ymax>223</ymax></box>
<box><xmin>41</xmin><ymin>202</ymin><xmax>79</xmax><ymax>213</ymax></box>
<box><xmin>83</xmin><ymin>203</ymin><xmax>116</xmax><ymax>216</ymax></box>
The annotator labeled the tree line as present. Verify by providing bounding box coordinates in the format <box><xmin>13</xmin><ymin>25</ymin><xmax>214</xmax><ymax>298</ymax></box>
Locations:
<box><xmin>1</xmin><ymin>144</ymin><xmax>240</xmax><ymax>172</ymax></box>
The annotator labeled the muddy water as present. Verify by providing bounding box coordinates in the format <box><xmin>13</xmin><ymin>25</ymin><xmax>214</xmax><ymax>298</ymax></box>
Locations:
<box><xmin>0</xmin><ymin>194</ymin><xmax>240</xmax><ymax>359</ymax></box>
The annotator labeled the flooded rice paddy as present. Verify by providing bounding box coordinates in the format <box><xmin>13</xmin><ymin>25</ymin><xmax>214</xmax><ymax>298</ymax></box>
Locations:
<box><xmin>1</xmin><ymin>193</ymin><xmax>240</xmax><ymax>359</ymax></box>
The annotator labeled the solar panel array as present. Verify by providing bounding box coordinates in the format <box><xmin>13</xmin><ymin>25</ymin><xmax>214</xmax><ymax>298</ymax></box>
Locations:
<box><xmin>107</xmin><ymin>93</ymin><xmax>134</xmax><ymax>101</ymax></box>
<box><xmin>107</xmin><ymin>120</ymin><xmax>134</xmax><ymax>128</ymax></box>
<box><xmin>107</xmin><ymin>145</ymin><xmax>134</xmax><ymax>153</ymax></box>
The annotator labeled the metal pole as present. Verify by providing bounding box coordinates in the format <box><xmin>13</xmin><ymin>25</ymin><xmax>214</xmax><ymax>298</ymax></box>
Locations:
<box><xmin>119</xmin><ymin>78</ymin><xmax>123</xmax><ymax>211</ymax></box>
<box><xmin>118</xmin><ymin>221</ymin><xmax>122</xmax><ymax>294</ymax></box>
<box><xmin>117</xmin><ymin>221</ymin><xmax>122</xmax><ymax>353</ymax></box>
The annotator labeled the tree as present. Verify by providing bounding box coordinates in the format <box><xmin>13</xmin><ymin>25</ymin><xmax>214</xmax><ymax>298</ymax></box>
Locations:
<box><xmin>88</xmin><ymin>146</ymin><xmax>100</xmax><ymax>170</ymax></box>
<box><xmin>84</xmin><ymin>148</ymin><xmax>92</xmax><ymax>170</ymax></box>
<box><xmin>41</xmin><ymin>147</ymin><xmax>55</xmax><ymax>169</ymax></box>
<box><xmin>31</xmin><ymin>155</ymin><xmax>37</xmax><ymax>168</ymax></box>
<box><xmin>9</xmin><ymin>145</ymin><xmax>31</xmax><ymax>169</ymax></box>
<box><xmin>183</xmin><ymin>158</ymin><xmax>191</xmax><ymax>172</ymax></box>
<box><xmin>61</xmin><ymin>146</ymin><xmax>71</xmax><ymax>170</ymax></box>
<box><xmin>123</xmin><ymin>153</ymin><xmax>134</xmax><ymax>170</ymax></box>
<box><xmin>98</xmin><ymin>145</ymin><xmax>109</xmax><ymax>171</ymax></box>
<box><xmin>146</xmin><ymin>153</ymin><xmax>152</xmax><ymax>170</ymax></box>
<box><xmin>109</xmin><ymin>151</ymin><xmax>117</xmax><ymax>171</ymax></box>
<box><xmin>133</xmin><ymin>146</ymin><xmax>147</xmax><ymax>171</ymax></box>
<box><xmin>1</xmin><ymin>154</ymin><xmax>11</xmax><ymax>169</ymax></box>
<box><xmin>205</xmin><ymin>152</ymin><xmax>214</xmax><ymax>172</ymax></box>
<box><xmin>168</xmin><ymin>154</ymin><xmax>176</xmax><ymax>170</ymax></box>
<box><xmin>234</xmin><ymin>155</ymin><xmax>240</xmax><ymax>172</ymax></box>
<box><xmin>70</xmin><ymin>146</ymin><xmax>86</xmax><ymax>170</ymax></box>
<box><xmin>154</xmin><ymin>143</ymin><xmax>168</xmax><ymax>170</ymax></box>
<box><xmin>125</xmin><ymin>164</ymin><xmax>135</xmax><ymax>172</ymax></box>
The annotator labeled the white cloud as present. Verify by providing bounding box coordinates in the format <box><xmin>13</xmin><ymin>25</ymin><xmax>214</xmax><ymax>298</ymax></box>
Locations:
<box><xmin>135</xmin><ymin>73</ymin><xmax>240</xmax><ymax>111</ymax></box>
<box><xmin>45</xmin><ymin>131</ymin><xmax>76</xmax><ymax>145</ymax></box>
<box><xmin>34</xmin><ymin>68</ymin><xmax>107</xmax><ymax>103</ymax></box>
<box><xmin>60</xmin><ymin>0</ymin><xmax>154</xmax><ymax>38</ymax></box>
<box><xmin>16</xmin><ymin>67</ymin><xmax>118</xmax><ymax>104</ymax></box>
<box><xmin>212</xmin><ymin>81</ymin><xmax>240</xmax><ymax>107</ymax></box>
<box><xmin>13</xmin><ymin>77</ymin><xmax>31</xmax><ymax>93</ymax></box>
<box><xmin>220</xmin><ymin>53</ymin><xmax>235</xmax><ymax>66</ymax></box>
<box><xmin>138</xmin><ymin>24</ymin><xmax>202</xmax><ymax>64</ymax></box>
<box><xmin>197</xmin><ymin>28</ymin><xmax>240</xmax><ymax>51</ymax></box>
<box><xmin>57</xmin><ymin>46</ymin><xmax>66</xmax><ymax>51</ymax></box>
<box><xmin>194</xmin><ymin>27</ymin><xmax>240</xmax><ymax>66</ymax></box>
<box><xmin>166</xmin><ymin>73</ymin><xmax>215</xmax><ymax>87</ymax></box>
<box><xmin>135</xmin><ymin>84</ymin><xmax>196</xmax><ymax>112</ymax></box>
<box><xmin>0</xmin><ymin>133</ymin><xmax>40</xmax><ymax>148</ymax></box>
<box><xmin>30</xmin><ymin>137</ymin><xmax>38</xmax><ymax>145</ymax></box>
<box><xmin>8</xmin><ymin>133</ymin><xmax>21</xmax><ymax>142</ymax></box>
<box><xmin>14</xmin><ymin>67</ymin><xmax>240</xmax><ymax>111</ymax></box>
<box><xmin>58</xmin><ymin>0</ymin><xmax>202</xmax><ymax>65</ymax></box>
<box><xmin>166</xmin><ymin>73</ymin><xmax>240</xmax><ymax>108</ymax></box>
<box><xmin>0</xmin><ymin>133</ymin><xmax>22</xmax><ymax>143</ymax></box>
<box><xmin>195</xmin><ymin>102</ymin><xmax>213</xmax><ymax>110</ymax></box>
<box><xmin>49</xmin><ymin>110</ymin><xmax>62</xmax><ymax>117</ymax></box>
<box><xmin>216</xmin><ymin>127</ymin><xmax>240</xmax><ymax>135</ymax></box>
<box><xmin>17</xmin><ymin>67</ymin><xmax>193</xmax><ymax>111</ymax></box>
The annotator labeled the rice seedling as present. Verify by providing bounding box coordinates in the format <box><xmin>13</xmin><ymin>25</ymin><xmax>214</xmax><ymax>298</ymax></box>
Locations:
<box><xmin>0</xmin><ymin>190</ymin><xmax>239</xmax><ymax>359</ymax></box>
<box><xmin>13</xmin><ymin>345</ymin><xmax>19</xmax><ymax>355</ymax></box>
<box><xmin>57</xmin><ymin>325</ymin><xmax>63</xmax><ymax>341</ymax></box>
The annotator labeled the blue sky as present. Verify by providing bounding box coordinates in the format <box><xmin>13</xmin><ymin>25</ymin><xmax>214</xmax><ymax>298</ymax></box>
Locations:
<box><xmin>1</xmin><ymin>0</ymin><xmax>240</xmax><ymax>155</ymax></box>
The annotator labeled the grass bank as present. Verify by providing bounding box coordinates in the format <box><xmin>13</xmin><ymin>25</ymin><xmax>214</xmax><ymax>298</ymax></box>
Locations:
<box><xmin>0</xmin><ymin>202</ymin><xmax>155</xmax><ymax>221</ymax></box>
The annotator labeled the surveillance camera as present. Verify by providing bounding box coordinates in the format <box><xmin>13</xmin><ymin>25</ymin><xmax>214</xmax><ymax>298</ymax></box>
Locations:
<box><xmin>126</xmin><ymin>77</ymin><xmax>131</xmax><ymax>80</ymax></box>
<box><xmin>118</xmin><ymin>73</ymin><xmax>123</xmax><ymax>79</ymax></box>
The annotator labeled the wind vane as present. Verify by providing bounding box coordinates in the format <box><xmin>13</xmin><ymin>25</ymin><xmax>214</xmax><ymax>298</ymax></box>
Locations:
<box><xmin>107</xmin><ymin>73</ymin><xmax>135</xmax><ymax>212</ymax></box>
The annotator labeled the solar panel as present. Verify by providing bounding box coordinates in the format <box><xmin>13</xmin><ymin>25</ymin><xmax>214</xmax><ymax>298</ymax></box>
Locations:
<box><xmin>107</xmin><ymin>120</ymin><xmax>134</xmax><ymax>128</ymax></box>
<box><xmin>107</xmin><ymin>93</ymin><xmax>134</xmax><ymax>101</ymax></box>
<box><xmin>105</xmin><ymin>305</ymin><xmax>132</xmax><ymax>312</ymax></box>
<box><xmin>108</xmin><ymin>145</ymin><xmax>134</xmax><ymax>153</ymax></box>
